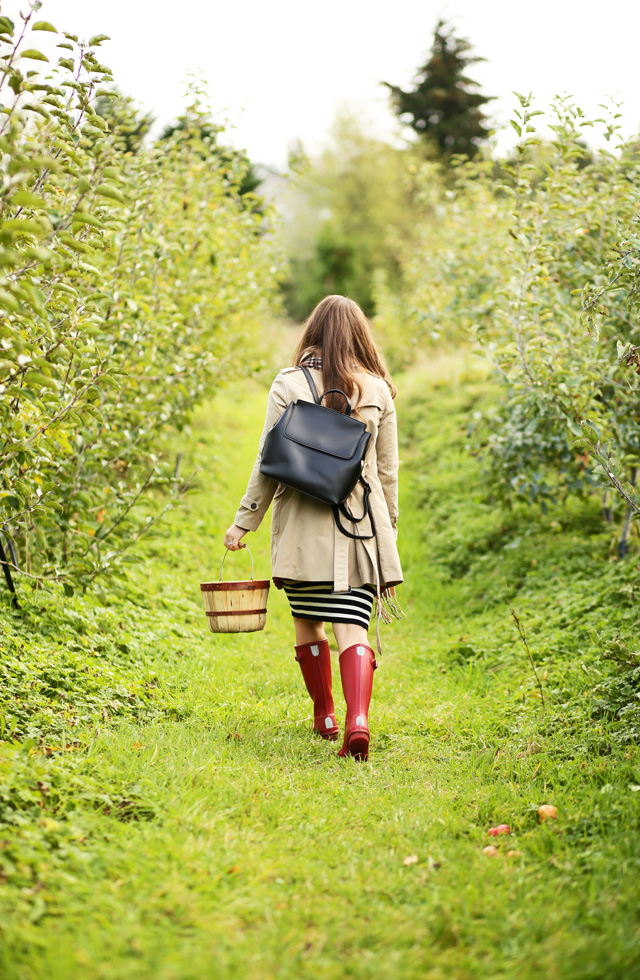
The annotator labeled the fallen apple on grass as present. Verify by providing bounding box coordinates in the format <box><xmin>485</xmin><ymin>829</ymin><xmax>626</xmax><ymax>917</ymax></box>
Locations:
<box><xmin>537</xmin><ymin>804</ymin><xmax>558</xmax><ymax>822</ymax></box>
<box><xmin>488</xmin><ymin>824</ymin><xmax>510</xmax><ymax>836</ymax></box>
<box><xmin>482</xmin><ymin>845</ymin><xmax>499</xmax><ymax>857</ymax></box>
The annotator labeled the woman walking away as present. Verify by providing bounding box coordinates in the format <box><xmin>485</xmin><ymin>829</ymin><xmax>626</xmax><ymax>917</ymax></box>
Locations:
<box><xmin>224</xmin><ymin>295</ymin><xmax>403</xmax><ymax>761</ymax></box>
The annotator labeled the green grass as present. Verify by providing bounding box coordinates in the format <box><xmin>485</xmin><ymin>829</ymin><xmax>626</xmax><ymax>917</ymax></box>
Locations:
<box><xmin>1</xmin><ymin>351</ymin><xmax>639</xmax><ymax>980</ymax></box>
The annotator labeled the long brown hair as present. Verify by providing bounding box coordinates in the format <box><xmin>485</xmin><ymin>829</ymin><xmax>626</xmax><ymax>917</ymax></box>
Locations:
<box><xmin>292</xmin><ymin>295</ymin><xmax>396</xmax><ymax>413</ymax></box>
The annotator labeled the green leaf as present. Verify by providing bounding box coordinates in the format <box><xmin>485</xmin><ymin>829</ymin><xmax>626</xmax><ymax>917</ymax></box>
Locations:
<box><xmin>23</xmin><ymin>102</ymin><xmax>51</xmax><ymax>119</ymax></box>
<box><xmin>0</xmin><ymin>217</ymin><xmax>49</xmax><ymax>239</ymax></box>
<box><xmin>63</xmin><ymin>582</ymin><xmax>75</xmax><ymax>597</ymax></box>
<box><xmin>0</xmin><ymin>289</ymin><xmax>19</xmax><ymax>312</ymax></box>
<box><xmin>572</xmin><ymin>438</ymin><xmax>592</xmax><ymax>453</ymax></box>
<box><xmin>88</xmin><ymin>114</ymin><xmax>108</xmax><ymax>131</ymax></box>
<box><xmin>23</xmin><ymin>245</ymin><xmax>56</xmax><ymax>263</ymax></box>
<box><xmin>0</xmin><ymin>249</ymin><xmax>20</xmax><ymax>268</ymax></box>
<box><xmin>20</xmin><ymin>48</ymin><xmax>49</xmax><ymax>62</ymax></box>
<box><xmin>81</xmin><ymin>125</ymin><xmax>108</xmax><ymax>139</ymax></box>
<box><xmin>580</xmin><ymin>419</ymin><xmax>601</xmax><ymax>443</ymax></box>
<box><xmin>89</xmin><ymin>34</ymin><xmax>110</xmax><ymax>45</ymax></box>
<box><xmin>616</xmin><ymin>340</ymin><xmax>631</xmax><ymax>360</ymax></box>
<box><xmin>11</xmin><ymin>190</ymin><xmax>46</xmax><ymax>208</ymax></box>
<box><xmin>58</xmin><ymin>234</ymin><xmax>94</xmax><ymax>255</ymax></box>
<box><xmin>95</xmin><ymin>183</ymin><xmax>124</xmax><ymax>203</ymax></box>
<box><xmin>102</xmin><ymin>167</ymin><xmax>124</xmax><ymax>181</ymax></box>
<box><xmin>24</xmin><ymin>370</ymin><xmax>58</xmax><ymax>389</ymax></box>
<box><xmin>70</xmin><ymin>211</ymin><xmax>106</xmax><ymax>230</ymax></box>
<box><xmin>32</xmin><ymin>20</ymin><xmax>57</xmax><ymax>32</ymax></box>
<box><xmin>0</xmin><ymin>16</ymin><xmax>14</xmax><ymax>34</ymax></box>
<box><xmin>78</xmin><ymin>262</ymin><xmax>102</xmax><ymax>276</ymax></box>
<box><xmin>51</xmin><ymin>281</ymin><xmax>78</xmax><ymax>297</ymax></box>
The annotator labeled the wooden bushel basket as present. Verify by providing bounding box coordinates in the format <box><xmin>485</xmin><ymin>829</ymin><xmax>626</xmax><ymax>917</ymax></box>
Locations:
<box><xmin>200</xmin><ymin>546</ymin><xmax>270</xmax><ymax>634</ymax></box>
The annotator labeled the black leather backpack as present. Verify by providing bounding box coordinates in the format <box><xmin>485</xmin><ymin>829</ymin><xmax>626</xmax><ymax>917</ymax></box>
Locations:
<box><xmin>259</xmin><ymin>366</ymin><xmax>375</xmax><ymax>539</ymax></box>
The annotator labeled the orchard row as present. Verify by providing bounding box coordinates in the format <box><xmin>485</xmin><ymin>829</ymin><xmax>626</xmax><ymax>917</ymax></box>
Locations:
<box><xmin>0</xmin><ymin>12</ymin><xmax>281</xmax><ymax>590</ymax></box>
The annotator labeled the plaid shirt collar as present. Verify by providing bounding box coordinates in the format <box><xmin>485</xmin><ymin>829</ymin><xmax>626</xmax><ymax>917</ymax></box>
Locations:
<box><xmin>299</xmin><ymin>349</ymin><xmax>322</xmax><ymax>370</ymax></box>
<box><xmin>300</xmin><ymin>352</ymin><xmax>363</xmax><ymax>372</ymax></box>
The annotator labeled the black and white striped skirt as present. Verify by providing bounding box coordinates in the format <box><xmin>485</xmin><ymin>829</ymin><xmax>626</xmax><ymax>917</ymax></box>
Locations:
<box><xmin>282</xmin><ymin>581</ymin><xmax>375</xmax><ymax>629</ymax></box>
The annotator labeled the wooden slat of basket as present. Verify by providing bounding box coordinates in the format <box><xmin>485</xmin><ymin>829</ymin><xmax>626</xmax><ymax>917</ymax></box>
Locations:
<box><xmin>205</xmin><ymin>608</ymin><xmax>267</xmax><ymax>616</ymax></box>
<box><xmin>201</xmin><ymin>580</ymin><xmax>270</xmax><ymax>592</ymax></box>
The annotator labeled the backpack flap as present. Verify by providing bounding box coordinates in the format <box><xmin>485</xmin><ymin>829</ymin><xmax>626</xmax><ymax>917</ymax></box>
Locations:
<box><xmin>260</xmin><ymin>400</ymin><xmax>370</xmax><ymax>506</ymax></box>
<box><xmin>284</xmin><ymin>400</ymin><xmax>366</xmax><ymax>459</ymax></box>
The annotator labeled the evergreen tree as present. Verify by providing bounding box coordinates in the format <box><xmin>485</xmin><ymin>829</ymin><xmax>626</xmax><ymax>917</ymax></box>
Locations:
<box><xmin>385</xmin><ymin>20</ymin><xmax>493</xmax><ymax>159</ymax></box>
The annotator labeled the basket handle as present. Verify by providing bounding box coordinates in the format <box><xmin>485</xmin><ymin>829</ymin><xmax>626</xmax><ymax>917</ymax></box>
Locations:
<box><xmin>219</xmin><ymin>545</ymin><xmax>254</xmax><ymax>582</ymax></box>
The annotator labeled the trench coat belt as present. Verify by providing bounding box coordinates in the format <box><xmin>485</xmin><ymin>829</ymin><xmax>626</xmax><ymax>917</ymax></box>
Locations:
<box><xmin>333</xmin><ymin>519</ymin><xmax>350</xmax><ymax>593</ymax></box>
<box><xmin>331</xmin><ymin>492</ymin><xmax>379</xmax><ymax>594</ymax></box>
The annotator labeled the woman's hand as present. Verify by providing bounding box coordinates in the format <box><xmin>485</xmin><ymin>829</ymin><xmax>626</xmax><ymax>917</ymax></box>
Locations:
<box><xmin>224</xmin><ymin>524</ymin><xmax>248</xmax><ymax>551</ymax></box>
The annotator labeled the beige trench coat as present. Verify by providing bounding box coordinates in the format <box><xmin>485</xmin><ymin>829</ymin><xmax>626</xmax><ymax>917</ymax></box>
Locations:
<box><xmin>234</xmin><ymin>366</ymin><xmax>403</xmax><ymax>593</ymax></box>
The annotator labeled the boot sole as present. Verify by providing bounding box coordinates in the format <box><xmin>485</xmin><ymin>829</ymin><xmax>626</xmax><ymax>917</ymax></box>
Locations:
<box><xmin>347</xmin><ymin>730</ymin><xmax>369</xmax><ymax>761</ymax></box>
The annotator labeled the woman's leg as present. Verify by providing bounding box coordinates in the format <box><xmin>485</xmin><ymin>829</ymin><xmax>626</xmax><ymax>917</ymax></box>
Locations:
<box><xmin>331</xmin><ymin>622</ymin><xmax>368</xmax><ymax>653</ymax></box>
<box><xmin>292</xmin><ymin>617</ymin><xmax>339</xmax><ymax>740</ymax></box>
<box><xmin>331</xmin><ymin>621</ymin><xmax>376</xmax><ymax>761</ymax></box>
<box><xmin>293</xmin><ymin>617</ymin><xmax>327</xmax><ymax>645</ymax></box>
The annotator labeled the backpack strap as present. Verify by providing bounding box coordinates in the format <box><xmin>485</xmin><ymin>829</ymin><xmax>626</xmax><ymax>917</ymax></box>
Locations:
<box><xmin>299</xmin><ymin>364</ymin><xmax>352</xmax><ymax>416</ymax></box>
<box><xmin>299</xmin><ymin>364</ymin><xmax>321</xmax><ymax>404</ymax></box>
<box><xmin>333</xmin><ymin>477</ymin><xmax>376</xmax><ymax>540</ymax></box>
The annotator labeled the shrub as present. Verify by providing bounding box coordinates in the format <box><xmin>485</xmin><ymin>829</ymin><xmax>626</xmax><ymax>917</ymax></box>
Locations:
<box><xmin>0</xmin><ymin>14</ymin><xmax>282</xmax><ymax>590</ymax></box>
<box><xmin>386</xmin><ymin>95</ymin><xmax>640</xmax><ymax>521</ymax></box>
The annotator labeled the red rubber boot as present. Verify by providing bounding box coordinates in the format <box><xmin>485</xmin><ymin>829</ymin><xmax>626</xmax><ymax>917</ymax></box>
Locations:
<box><xmin>337</xmin><ymin>643</ymin><xmax>377</xmax><ymax>761</ymax></box>
<box><xmin>294</xmin><ymin>639</ymin><xmax>339</xmax><ymax>740</ymax></box>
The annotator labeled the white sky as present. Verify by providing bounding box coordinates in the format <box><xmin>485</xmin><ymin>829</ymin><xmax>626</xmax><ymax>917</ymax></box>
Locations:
<box><xmin>4</xmin><ymin>0</ymin><xmax>640</xmax><ymax>167</ymax></box>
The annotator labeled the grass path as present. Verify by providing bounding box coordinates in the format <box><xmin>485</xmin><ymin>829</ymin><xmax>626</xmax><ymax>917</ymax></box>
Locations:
<box><xmin>2</xmin><ymin>357</ymin><xmax>640</xmax><ymax>979</ymax></box>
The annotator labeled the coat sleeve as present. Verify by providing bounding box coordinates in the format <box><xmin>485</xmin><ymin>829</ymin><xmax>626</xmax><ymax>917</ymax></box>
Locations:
<box><xmin>376</xmin><ymin>391</ymin><xmax>399</xmax><ymax>535</ymax></box>
<box><xmin>233</xmin><ymin>373</ymin><xmax>289</xmax><ymax>532</ymax></box>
